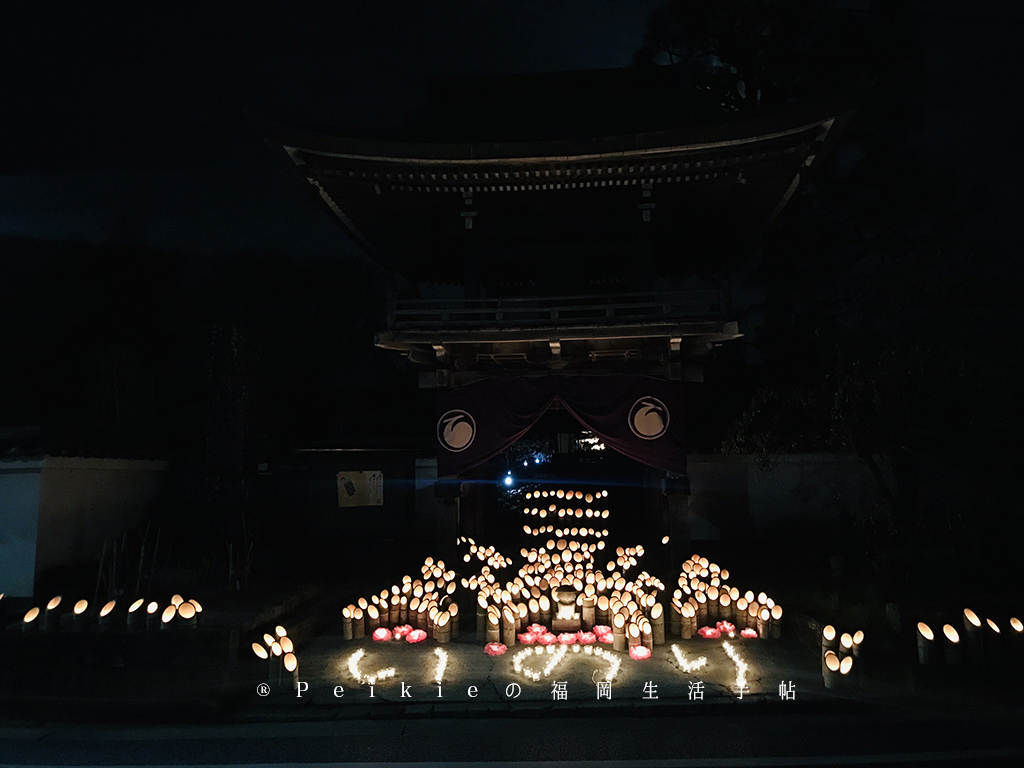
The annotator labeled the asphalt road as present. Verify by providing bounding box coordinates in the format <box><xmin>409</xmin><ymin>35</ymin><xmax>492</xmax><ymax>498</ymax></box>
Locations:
<box><xmin>2</xmin><ymin>701</ymin><xmax>1023</xmax><ymax>768</ymax></box>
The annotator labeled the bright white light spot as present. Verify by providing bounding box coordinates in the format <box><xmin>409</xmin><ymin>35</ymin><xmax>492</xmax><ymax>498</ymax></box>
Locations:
<box><xmin>504</xmin><ymin>476</ymin><xmax>513</xmax><ymax>486</ymax></box>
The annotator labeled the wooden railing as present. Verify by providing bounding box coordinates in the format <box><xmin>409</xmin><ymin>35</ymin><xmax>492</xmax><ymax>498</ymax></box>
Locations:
<box><xmin>387</xmin><ymin>290</ymin><xmax>727</xmax><ymax>331</ymax></box>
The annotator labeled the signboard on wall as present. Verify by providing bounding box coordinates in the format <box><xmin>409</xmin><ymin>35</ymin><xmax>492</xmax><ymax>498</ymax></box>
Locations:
<box><xmin>336</xmin><ymin>471</ymin><xmax>384</xmax><ymax>507</ymax></box>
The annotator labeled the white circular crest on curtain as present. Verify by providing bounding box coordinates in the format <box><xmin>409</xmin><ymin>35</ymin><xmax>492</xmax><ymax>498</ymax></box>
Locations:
<box><xmin>437</xmin><ymin>410</ymin><xmax>476</xmax><ymax>452</ymax></box>
<box><xmin>628</xmin><ymin>397</ymin><xmax>669</xmax><ymax>440</ymax></box>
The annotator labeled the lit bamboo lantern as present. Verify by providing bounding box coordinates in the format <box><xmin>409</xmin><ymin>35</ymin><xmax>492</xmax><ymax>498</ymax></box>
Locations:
<box><xmin>706</xmin><ymin>586</ymin><xmax>719</xmax><ymax>623</ymax></box>
<box><xmin>146</xmin><ymin>601</ymin><xmax>160</xmax><ymax>631</ymax></box>
<box><xmin>160</xmin><ymin>604</ymin><xmax>177</xmax><ymax>630</ymax></box>
<box><xmin>680</xmin><ymin>603</ymin><xmax>693</xmax><ymax>640</ymax></box>
<box><xmin>390</xmin><ymin>594</ymin><xmax>400</xmax><ymax>626</ymax></box>
<box><xmin>517</xmin><ymin>602</ymin><xmax>527</xmax><ymax>632</ymax></box>
<box><xmin>963</xmin><ymin>608</ymin><xmax>983</xmax><ymax>665</ymax></box>
<box><xmin>735</xmin><ymin>598</ymin><xmax>748</xmax><ymax>630</ymax></box>
<box><xmin>486</xmin><ymin>607</ymin><xmax>500</xmax><ymax>644</ymax></box>
<box><xmin>582</xmin><ymin>594</ymin><xmax>596</xmax><ymax>630</ymax></box>
<box><xmin>852</xmin><ymin>629</ymin><xmax>864</xmax><ymax>657</ymax></box>
<box><xmin>985</xmin><ymin>618</ymin><xmax>1002</xmax><ymax>664</ymax></box>
<box><xmin>916</xmin><ymin>622</ymin><xmax>936</xmax><ymax>665</ymax></box>
<box><xmin>695</xmin><ymin>590</ymin><xmax>707</xmax><ymax>626</ymax></box>
<box><xmin>177</xmin><ymin>600</ymin><xmax>197</xmax><ymax>629</ymax></box>
<box><xmin>400</xmin><ymin>595</ymin><xmax>408</xmax><ymax>624</ymax></box>
<box><xmin>528</xmin><ymin>597</ymin><xmax>540</xmax><ymax>625</ymax></box>
<box><xmin>416</xmin><ymin>600</ymin><xmax>429</xmax><ymax>631</ymax></box>
<box><xmin>840</xmin><ymin>632</ymin><xmax>853</xmax><ymax>654</ymax></box>
<box><xmin>252</xmin><ymin>641</ymin><xmax>269</xmax><ymax>660</ymax></box>
<box><xmin>839</xmin><ymin>655</ymin><xmax>854</xmax><ymax>676</ymax></box>
<box><xmin>669</xmin><ymin>600</ymin><xmax>682</xmax><ymax>637</ymax></box>
<box><xmin>640</xmin><ymin>618</ymin><xmax>653</xmax><ymax>649</ymax></box>
<box><xmin>280</xmin><ymin>636</ymin><xmax>294</xmax><ymax>654</ymax></box>
<box><xmin>352</xmin><ymin>607</ymin><xmax>365</xmax><ymax>639</ymax></box>
<box><xmin>342</xmin><ymin>606</ymin><xmax>354</xmax><ymax>640</ymax></box>
<box><xmin>539</xmin><ymin>594</ymin><xmax>552</xmax><ymax>626</ymax></box>
<box><xmin>435</xmin><ymin>610</ymin><xmax>452</xmax><ymax>644</ymax></box>
<box><xmin>171</xmin><ymin>594</ymin><xmax>184</xmax><ymax>608</ymax></box>
<box><xmin>821</xmin><ymin>624</ymin><xmax>837</xmax><ymax>661</ymax></box>
<box><xmin>366</xmin><ymin>604</ymin><xmax>380</xmax><ymax>632</ymax></box>
<box><xmin>650</xmin><ymin>602</ymin><xmax>666</xmax><ymax>645</ymax></box>
<box><xmin>127</xmin><ymin>598</ymin><xmax>145</xmax><ymax>631</ymax></box>
<box><xmin>98</xmin><ymin>599</ymin><xmax>117</xmax><ymax>631</ymax></box>
<box><xmin>612</xmin><ymin>612</ymin><xmax>627</xmax><ymax>651</ymax></box>
<box><xmin>449</xmin><ymin>602</ymin><xmax>460</xmax><ymax>639</ymax></box>
<box><xmin>942</xmin><ymin>624</ymin><xmax>961</xmax><ymax>665</ymax></box>
<box><xmin>757</xmin><ymin>607</ymin><xmax>770</xmax><ymax>638</ymax></box>
<box><xmin>501</xmin><ymin>605</ymin><xmax>517</xmax><ymax>647</ymax></box>
<box><xmin>719</xmin><ymin>593</ymin><xmax>732</xmax><ymax>624</ymax></box>
<box><xmin>284</xmin><ymin>652</ymin><xmax>299</xmax><ymax>690</ymax></box>
<box><xmin>22</xmin><ymin>606</ymin><xmax>40</xmax><ymax>632</ymax></box>
<box><xmin>770</xmin><ymin>605</ymin><xmax>783</xmax><ymax>639</ymax></box>
<box><xmin>71</xmin><ymin>599</ymin><xmax>89</xmax><ymax>632</ymax></box>
<box><xmin>43</xmin><ymin>595</ymin><xmax>62</xmax><ymax>631</ymax></box>
<box><xmin>627</xmin><ymin>621</ymin><xmax>642</xmax><ymax>649</ymax></box>
<box><xmin>823</xmin><ymin>649</ymin><xmax>841</xmax><ymax>689</ymax></box>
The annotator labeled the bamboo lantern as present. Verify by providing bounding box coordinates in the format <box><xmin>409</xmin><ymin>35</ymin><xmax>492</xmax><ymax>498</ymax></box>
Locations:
<box><xmin>366</xmin><ymin>604</ymin><xmax>380</xmax><ymax>632</ymax></box>
<box><xmin>582</xmin><ymin>593</ymin><xmax>596</xmax><ymax>630</ymax></box>
<box><xmin>823</xmin><ymin>650</ymin><xmax>841</xmax><ymax>689</ymax></box>
<box><xmin>160</xmin><ymin>604</ymin><xmax>177</xmax><ymax>630</ymax></box>
<box><xmin>528</xmin><ymin>597</ymin><xmax>539</xmax><ymax>625</ymax></box>
<box><xmin>942</xmin><ymin>624</ymin><xmax>961</xmax><ymax>665</ymax></box>
<box><xmin>1009</xmin><ymin>617</ymin><xmax>1024</xmax><ymax>663</ymax></box>
<box><xmin>962</xmin><ymin>608</ymin><xmax>983</xmax><ymax>665</ymax></box>
<box><xmin>821</xmin><ymin>624</ymin><xmax>838</xmax><ymax>662</ymax></box>
<box><xmin>98</xmin><ymin>599</ymin><xmax>117</xmax><ymax>631</ymax></box>
<box><xmin>770</xmin><ymin>605</ymin><xmax>783</xmax><ymax>639</ymax></box>
<box><xmin>390</xmin><ymin>595</ymin><xmax>400</xmax><ymax>627</ymax></box>
<box><xmin>284</xmin><ymin>652</ymin><xmax>299</xmax><ymax>690</ymax></box>
<box><xmin>177</xmin><ymin>599</ymin><xmax>198</xmax><ymax>629</ymax></box>
<box><xmin>650</xmin><ymin>602</ymin><xmax>666</xmax><ymax>645</ymax></box>
<box><xmin>476</xmin><ymin>593</ymin><xmax>487</xmax><ymax>641</ymax></box>
<box><xmin>280</xmin><ymin>636</ymin><xmax>294</xmax><ymax>654</ymax></box>
<box><xmin>719</xmin><ymin>593</ymin><xmax>732</xmax><ymax>624</ymax></box>
<box><xmin>353</xmin><ymin>607</ymin><xmax>365</xmax><ymax>639</ymax></box>
<box><xmin>252</xmin><ymin>642</ymin><xmax>268</xmax><ymax>660</ymax></box>
<box><xmin>839</xmin><ymin>655</ymin><xmax>854</xmax><ymax>681</ymax></box>
<box><xmin>146</xmin><ymin>601</ymin><xmax>160</xmax><ymax>631</ymax></box>
<box><xmin>72</xmin><ymin>599</ymin><xmax>89</xmax><ymax>632</ymax></box>
<box><xmin>517</xmin><ymin>602</ymin><xmax>528</xmax><ymax>632</ymax></box>
<box><xmin>669</xmin><ymin>601</ymin><xmax>682</xmax><ymax>637</ymax></box>
<box><xmin>852</xmin><ymin>629</ymin><xmax>864</xmax><ymax>657</ymax></box>
<box><xmin>840</xmin><ymin>632</ymin><xmax>853</xmax><ymax>655</ymax></box>
<box><xmin>127</xmin><ymin>598</ymin><xmax>145</xmax><ymax>631</ymax></box>
<box><xmin>985</xmin><ymin>618</ymin><xmax>1002</xmax><ymax>664</ymax></box>
<box><xmin>342</xmin><ymin>606</ymin><xmax>354</xmax><ymax>640</ymax></box>
<box><xmin>706</xmin><ymin>586</ymin><xmax>719</xmax><ymax>623</ymax></box>
<box><xmin>449</xmin><ymin>602</ymin><xmax>460</xmax><ymax>639</ymax></box>
<box><xmin>400</xmin><ymin>596</ymin><xmax>408</xmax><ymax>625</ymax></box>
<box><xmin>486</xmin><ymin>607</ymin><xmax>501</xmax><ymax>644</ymax></box>
<box><xmin>627</xmin><ymin>621</ymin><xmax>642</xmax><ymax>649</ymax></box>
<box><xmin>501</xmin><ymin>605</ymin><xmax>517</xmax><ymax>647</ymax></box>
<box><xmin>43</xmin><ymin>596</ymin><xmax>62</xmax><ymax>631</ymax></box>
<box><xmin>539</xmin><ymin>594</ymin><xmax>552</xmax><ymax>626</ymax></box>
<box><xmin>681</xmin><ymin>603</ymin><xmax>694</xmax><ymax>640</ymax></box>
<box><xmin>435</xmin><ymin>610</ymin><xmax>451</xmax><ymax>644</ymax></box>
<box><xmin>416</xmin><ymin>600</ymin><xmax>429</xmax><ymax>631</ymax></box>
<box><xmin>757</xmin><ymin>607</ymin><xmax>770</xmax><ymax>639</ymax></box>
<box><xmin>640</xmin><ymin>618</ymin><xmax>653</xmax><ymax>650</ymax></box>
<box><xmin>22</xmin><ymin>606</ymin><xmax>40</xmax><ymax>632</ymax></box>
<box><xmin>735</xmin><ymin>598</ymin><xmax>748</xmax><ymax>630</ymax></box>
<box><xmin>612</xmin><ymin>612</ymin><xmax>627</xmax><ymax>651</ymax></box>
<box><xmin>695</xmin><ymin>590</ymin><xmax>708</xmax><ymax>626</ymax></box>
<box><xmin>916</xmin><ymin>622</ymin><xmax>936</xmax><ymax>665</ymax></box>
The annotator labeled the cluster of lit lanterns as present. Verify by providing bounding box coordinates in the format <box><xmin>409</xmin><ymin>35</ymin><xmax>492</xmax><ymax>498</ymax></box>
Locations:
<box><xmin>820</xmin><ymin>624</ymin><xmax>862</xmax><ymax>687</ymax></box>
<box><xmin>521</xmin><ymin>489</ymin><xmax>612</xmax><ymax>521</ymax></box>
<box><xmin>21</xmin><ymin>593</ymin><xmax>202</xmax><ymax>632</ymax></box>
<box><xmin>341</xmin><ymin>557</ymin><xmax>459</xmax><ymax>644</ymax></box>
<box><xmin>916</xmin><ymin>607</ymin><xmax>1023</xmax><ymax>667</ymax></box>
<box><xmin>251</xmin><ymin>624</ymin><xmax>300</xmax><ymax>690</ymax></box>
<box><xmin>669</xmin><ymin>555</ymin><xmax>782</xmax><ymax>641</ymax></box>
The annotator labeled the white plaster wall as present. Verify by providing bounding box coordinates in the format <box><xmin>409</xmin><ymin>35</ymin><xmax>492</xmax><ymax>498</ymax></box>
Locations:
<box><xmin>0</xmin><ymin>461</ymin><xmax>44</xmax><ymax>598</ymax></box>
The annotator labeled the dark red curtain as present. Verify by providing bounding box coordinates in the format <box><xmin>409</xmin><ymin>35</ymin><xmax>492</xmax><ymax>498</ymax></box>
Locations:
<box><xmin>435</xmin><ymin>376</ymin><xmax>684</xmax><ymax>476</ymax></box>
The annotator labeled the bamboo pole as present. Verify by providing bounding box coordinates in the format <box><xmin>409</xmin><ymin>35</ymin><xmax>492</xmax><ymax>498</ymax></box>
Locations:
<box><xmin>342</xmin><ymin>606</ymin><xmax>354</xmax><ymax>641</ymax></box>
<box><xmin>942</xmin><ymin>624</ymin><xmax>961</xmax><ymax>665</ymax></box>
<box><xmin>501</xmin><ymin>606</ymin><xmax>517</xmax><ymax>647</ymax></box>
<box><xmin>917</xmin><ymin>622</ymin><xmax>936</xmax><ymax>665</ymax></box>
<box><xmin>650</xmin><ymin>603</ymin><xmax>666</xmax><ymax>646</ymax></box>
<box><xmin>962</xmin><ymin>608</ymin><xmax>983</xmax><ymax>665</ymax></box>
<box><xmin>613</xmin><ymin>612</ymin><xmax>626</xmax><ymax>652</ymax></box>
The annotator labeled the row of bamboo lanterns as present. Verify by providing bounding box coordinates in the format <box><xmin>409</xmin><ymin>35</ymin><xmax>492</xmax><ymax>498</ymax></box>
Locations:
<box><xmin>251</xmin><ymin>624</ymin><xmax>300</xmax><ymax>691</ymax></box>
<box><xmin>459</xmin><ymin>539</ymin><xmax>512</xmax><ymax>570</ymax></box>
<box><xmin>525</xmin><ymin>489</ymin><xmax>609</xmax><ymax>502</ymax></box>
<box><xmin>821</xmin><ymin>624</ymin><xmax>863</xmax><ymax>688</ymax></box>
<box><xmin>21</xmin><ymin>593</ymin><xmax>202</xmax><ymax>632</ymax></box>
<box><xmin>916</xmin><ymin>608</ymin><xmax>1023</xmax><ymax>666</ymax></box>
<box><xmin>668</xmin><ymin>555</ymin><xmax>782</xmax><ymax>640</ymax></box>
<box><xmin>521</xmin><ymin>526</ymin><xmax>609</xmax><ymax>540</ymax></box>
<box><xmin>341</xmin><ymin>558</ymin><xmax>460</xmax><ymax>643</ymax></box>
